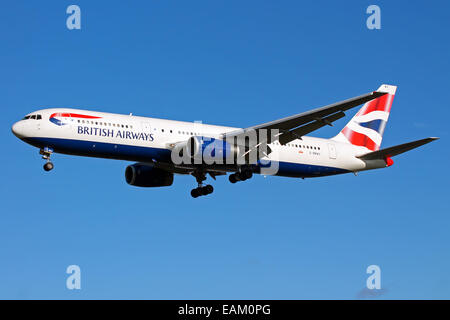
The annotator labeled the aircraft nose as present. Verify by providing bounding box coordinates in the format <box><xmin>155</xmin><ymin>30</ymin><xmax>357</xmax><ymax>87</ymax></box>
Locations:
<box><xmin>12</xmin><ymin>121</ymin><xmax>25</xmax><ymax>139</ymax></box>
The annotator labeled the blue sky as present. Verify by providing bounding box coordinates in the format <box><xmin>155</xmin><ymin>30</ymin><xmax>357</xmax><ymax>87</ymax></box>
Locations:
<box><xmin>0</xmin><ymin>1</ymin><xmax>449</xmax><ymax>299</ymax></box>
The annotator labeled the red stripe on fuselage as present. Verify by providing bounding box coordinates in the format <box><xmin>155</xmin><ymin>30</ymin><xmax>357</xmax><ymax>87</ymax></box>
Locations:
<box><xmin>49</xmin><ymin>113</ymin><xmax>102</xmax><ymax>119</ymax></box>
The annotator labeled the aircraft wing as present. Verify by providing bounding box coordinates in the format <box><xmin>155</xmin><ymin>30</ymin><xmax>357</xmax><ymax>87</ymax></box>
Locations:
<box><xmin>357</xmin><ymin>137</ymin><xmax>439</xmax><ymax>160</ymax></box>
<box><xmin>221</xmin><ymin>87</ymin><xmax>389</xmax><ymax>145</ymax></box>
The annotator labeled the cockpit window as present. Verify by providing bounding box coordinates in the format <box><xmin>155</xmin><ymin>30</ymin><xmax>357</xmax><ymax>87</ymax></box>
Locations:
<box><xmin>22</xmin><ymin>114</ymin><xmax>42</xmax><ymax>120</ymax></box>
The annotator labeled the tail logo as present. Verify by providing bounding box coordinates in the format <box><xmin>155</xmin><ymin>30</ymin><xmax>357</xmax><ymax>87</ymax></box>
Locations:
<box><xmin>340</xmin><ymin>89</ymin><xmax>395</xmax><ymax>151</ymax></box>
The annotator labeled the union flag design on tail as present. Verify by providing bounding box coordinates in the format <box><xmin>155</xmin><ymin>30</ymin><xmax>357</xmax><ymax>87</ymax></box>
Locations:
<box><xmin>333</xmin><ymin>84</ymin><xmax>397</xmax><ymax>151</ymax></box>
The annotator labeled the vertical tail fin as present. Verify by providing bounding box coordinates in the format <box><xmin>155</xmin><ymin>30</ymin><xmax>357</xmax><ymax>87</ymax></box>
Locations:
<box><xmin>332</xmin><ymin>84</ymin><xmax>397</xmax><ymax>151</ymax></box>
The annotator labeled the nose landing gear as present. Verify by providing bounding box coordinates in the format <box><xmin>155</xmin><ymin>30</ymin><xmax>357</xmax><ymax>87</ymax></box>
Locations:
<box><xmin>40</xmin><ymin>147</ymin><xmax>54</xmax><ymax>172</ymax></box>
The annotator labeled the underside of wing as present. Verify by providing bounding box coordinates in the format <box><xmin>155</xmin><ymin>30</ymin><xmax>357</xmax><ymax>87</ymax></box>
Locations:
<box><xmin>222</xmin><ymin>87</ymin><xmax>389</xmax><ymax>146</ymax></box>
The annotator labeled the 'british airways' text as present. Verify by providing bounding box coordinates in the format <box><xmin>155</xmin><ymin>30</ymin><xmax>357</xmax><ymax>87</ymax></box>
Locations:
<box><xmin>77</xmin><ymin>126</ymin><xmax>154</xmax><ymax>141</ymax></box>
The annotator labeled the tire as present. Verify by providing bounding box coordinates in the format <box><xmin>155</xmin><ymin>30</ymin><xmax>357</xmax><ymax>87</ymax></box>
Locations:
<box><xmin>204</xmin><ymin>185</ymin><xmax>214</xmax><ymax>194</ymax></box>
<box><xmin>229</xmin><ymin>174</ymin><xmax>238</xmax><ymax>183</ymax></box>
<box><xmin>191</xmin><ymin>188</ymin><xmax>200</xmax><ymax>198</ymax></box>
<box><xmin>243</xmin><ymin>170</ymin><xmax>253</xmax><ymax>180</ymax></box>
<box><xmin>238</xmin><ymin>172</ymin><xmax>248</xmax><ymax>181</ymax></box>
<box><xmin>43</xmin><ymin>162</ymin><xmax>54</xmax><ymax>172</ymax></box>
<box><xmin>199</xmin><ymin>186</ymin><xmax>209</xmax><ymax>196</ymax></box>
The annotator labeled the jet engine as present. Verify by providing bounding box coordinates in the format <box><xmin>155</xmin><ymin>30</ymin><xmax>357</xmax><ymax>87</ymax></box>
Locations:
<box><xmin>125</xmin><ymin>163</ymin><xmax>174</xmax><ymax>187</ymax></box>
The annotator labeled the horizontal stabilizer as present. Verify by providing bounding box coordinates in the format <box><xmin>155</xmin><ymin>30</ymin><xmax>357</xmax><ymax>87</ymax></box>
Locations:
<box><xmin>357</xmin><ymin>137</ymin><xmax>439</xmax><ymax>160</ymax></box>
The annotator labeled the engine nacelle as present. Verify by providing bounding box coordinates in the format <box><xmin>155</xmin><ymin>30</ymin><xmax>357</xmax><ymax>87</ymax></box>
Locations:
<box><xmin>125</xmin><ymin>163</ymin><xmax>174</xmax><ymax>187</ymax></box>
<box><xmin>185</xmin><ymin>136</ymin><xmax>239</xmax><ymax>163</ymax></box>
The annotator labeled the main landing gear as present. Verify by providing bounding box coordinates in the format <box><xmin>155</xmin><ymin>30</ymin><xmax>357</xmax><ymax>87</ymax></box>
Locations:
<box><xmin>40</xmin><ymin>147</ymin><xmax>54</xmax><ymax>172</ymax></box>
<box><xmin>190</xmin><ymin>184</ymin><xmax>214</xmax><ymax>198</ymax></box>
<box><xmin>191</xmin><ymin>171</ymin><xmax>214</xmax><ymax>198</ymax></box>
<box><xmin>229</xmin><ymin>169</ymin><xmax>253</xmax><ymax>183</ymax></box>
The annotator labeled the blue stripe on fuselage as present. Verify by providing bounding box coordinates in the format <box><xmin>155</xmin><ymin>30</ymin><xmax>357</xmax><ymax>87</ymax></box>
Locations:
<box><xmin>274</xmin><ymin>161</ymin><xmax>348</xmax><ymax>177</ymax></box>
<box><xmin>24</xmin><ymin>137</ymin><xmax>172</xmax><ymax>163</ymax></box>
<box><xmin>23</xmin><ymin>137</ymin><xmax>349</xmax><ymax>178</ymax></box>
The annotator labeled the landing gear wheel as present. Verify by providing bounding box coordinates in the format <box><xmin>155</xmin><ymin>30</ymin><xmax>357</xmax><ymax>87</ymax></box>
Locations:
<box><xmin>199</xmin><ymin>187</ymin><xmax>208</xmax><ymax>196</ymax></box>
<box><xmin>191</xmin><ymin>185</ymin><xmax>214</xmax><ymax>198</ymax></box>
<box><xmin>43</xmin><ymin>162</ymin><xmax>54</xmax><ymax>172</ymax></box>
<box><xmin>229</xmin><ymin>174</ymin><xmax>238</xmax><ymax>183</ymax></box>
<box><xmin>230</xmin><ymin>170</ymin><xmax>253</xmax><ymax>183</ymax></box>
<box><xmin>190</xmin><ymin>171</ymin><xmax>215</xmax><ymax>198</ymax></box>
<box><xmin>204</xmin><ymin>184</ymin><xmax>214</xmax><ymax>194</ymax></box>
<box><xmin>241</xmin><ymin>170</ymin><xmax>253</xmax><ymax>180</ymax></box>
<box><xmin>40</xmin><ymin>147</ymin><xmax>54</xmax><ymax>172</ymax></box>
<box><xmin>191</xmin><ymin>188</ymin><xmax>200</xmax><ymax>198</ymax></box>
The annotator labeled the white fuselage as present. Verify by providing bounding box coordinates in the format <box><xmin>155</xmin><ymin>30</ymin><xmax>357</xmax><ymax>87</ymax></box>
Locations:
<box><xmin>12</xmin><ymin>108</ymin><xmax>387</xmax><ymax>178</ymax></box>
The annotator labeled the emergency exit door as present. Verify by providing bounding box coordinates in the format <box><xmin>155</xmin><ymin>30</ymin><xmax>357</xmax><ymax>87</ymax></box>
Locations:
<box><xmin>328</xmin><ymin>143</ymin><xmax>337</xmax><ymax>159</ymax></box>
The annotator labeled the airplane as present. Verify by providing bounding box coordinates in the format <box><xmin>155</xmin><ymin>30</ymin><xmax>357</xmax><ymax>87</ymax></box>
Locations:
<box><xmin>11</xmin><ymin>84</ymin><xmax>438</xmax><ymax>198</ymax></box>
